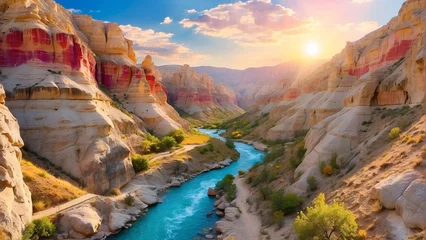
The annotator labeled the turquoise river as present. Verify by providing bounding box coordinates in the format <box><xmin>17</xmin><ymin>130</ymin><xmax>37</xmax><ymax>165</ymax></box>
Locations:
<box><xmin>109</xmin><ymin>129</ymin><xmax>265</xmax><ymax>240</ymax></box>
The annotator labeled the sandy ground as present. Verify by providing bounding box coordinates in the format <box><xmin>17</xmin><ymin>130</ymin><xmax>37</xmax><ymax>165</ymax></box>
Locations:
<box><xmin>224</xmin><ymin>177</ymin><xmax>262</xmax><ymax>240</ymax></box>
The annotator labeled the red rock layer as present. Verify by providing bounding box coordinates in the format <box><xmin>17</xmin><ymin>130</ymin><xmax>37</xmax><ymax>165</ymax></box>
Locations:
<box><xmin>0</xmin><ymin>28</ymin><xmax>96</xmax><ymax>78</ymax></box>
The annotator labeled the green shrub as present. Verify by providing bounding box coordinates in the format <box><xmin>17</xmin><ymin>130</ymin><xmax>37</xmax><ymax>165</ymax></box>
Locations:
<box><xmin>159</xmin><ymin>136</ymin><xmax>177</xmax><ymax>151</ymax></box>
<box><xmin>32</xmin><ymin>217</ymin><xmax>56</xmax><ymax>238</ymax></box>
<box><xmin>225</xmin><ymin>139</ymin><xmax>236</xmax><ymax>149</ymax></box>
<box><xmin>293</xmin><ymin>193</ymin><xmax>358</xmax><ymax>240</ymax></box>
<box><xmin>273</xmin><ymin>210</ymin><xmax>285</xmax><ymax>225</ymax></box>
<box><xmin>271</xmin><ymin>191</ymin><xmax>303</xmax><ymax>214</ymax></box>
<box><xmin>167</xmin><ymin>129</ymin><xmax>186</xmax><ymax>144</ymax></box>
<box><xmin>216</xmin><ymin>174</ymin><xmax>237</xmax><ymax>201</ymax></box>
<box><xmin>216</xmin><ymin>174</ymin><xmax>234</xmax><ymax>191</ymax></box>
<box><xmin>389</xmin><ymin>127</ymin><xmax>401</xmax><ymax>140</ymax></box>
<box><xmin>263</xmin><ymin>147</ymin><xmax>285</xmax><ymax>164</ymax></box>
<box><xmin>238</xmin><ymin>170</ymin><xmax>245</xmax><ymax>176</ymax></box>
<box><xmin>307</xmin><ymin>176</ymin><xmax>318</xmax><ymax>191</ymax></box>
<box><xmin>124</xmin><ymin>193</ymin><xmax>135</xmax><ymax>206</ymax></box>
<box><xmin>22</xmin><ymin>222</ymin><xmax>35</xmax><ymax>240</ymax></box>
<box><xmin>329</xmin><ymin>152</ymin><xmax>340</xmax><ymax>170</ymax></box>
<box><xmin>259</xmin><ymin>187</ymin><xmax>272</xmax><ymax>201</ymax></box>
<box><xmin>131</xmin><ymin>154</ymin><xmax>149</xmax><ymax>173</ymax></box>
<box><xmin>225</xmin><ymin>184</ymin><xmax>237</xmax><ymax>201</ymax></box>
<box><xmin>207</xmin><ymin>143</ymin><xmax>214</xmax><ymax>152</ymax></box>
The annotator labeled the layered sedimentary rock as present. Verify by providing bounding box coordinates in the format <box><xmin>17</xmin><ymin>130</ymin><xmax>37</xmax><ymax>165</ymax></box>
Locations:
<box><xmin>263</xmin><ymin>0</ymin><xmax>425</xmax><ymax>141</ymax></box>
<box><xmin>0</xmin><ymin>0</ymin><xmax>188</xmax><ymax>193</ymax></box>
<box><xmin>159</xmin><ymin>65</ymin><xmax>244</xmax><ymax>121</ymax></box>
<box><xmin>0</xmin><ymin>84</ymin><xmax>32</xmax><ymax>239</ymax></box>
<box><xmin>246</xmin><ymin>0</ymin><xmax>426</xmax><ymax>205</ymax></box>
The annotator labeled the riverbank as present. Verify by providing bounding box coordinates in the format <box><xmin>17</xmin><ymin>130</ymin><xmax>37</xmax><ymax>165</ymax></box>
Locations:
<box><xmin>234</xmin><ymin>139</ymin><xmax>267</xmax><ymax>151</ymax></box>
<box><xmin>52</xmin><ymin>134</ymin><xmax>242</xmax><ymax>239</ymax></box>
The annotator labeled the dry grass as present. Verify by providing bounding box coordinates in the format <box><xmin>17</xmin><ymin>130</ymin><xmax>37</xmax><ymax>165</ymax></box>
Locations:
<box><xmin>182</xmin><ymin>133</ymin><xmax>210</xmax><ymax>145</ymax></box>
<box><xmin>21</xmin><ymin>159</ymin><xmax>86</xmax><ymax>213</ymax></box>
<box><xmin>186</xmin><ymin>138</ymin><xmax>240</xmax><ymax>163</ymax></box>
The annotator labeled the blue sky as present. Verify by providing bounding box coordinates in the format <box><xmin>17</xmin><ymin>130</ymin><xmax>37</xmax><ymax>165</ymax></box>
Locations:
<box><xmin>58</xmin><ymin>0</ymin><xmax>406</xmax><ymax>69</ymax></box>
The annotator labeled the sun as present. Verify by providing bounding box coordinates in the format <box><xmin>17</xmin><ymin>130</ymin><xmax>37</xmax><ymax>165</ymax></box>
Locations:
<box><xmin>304</xmin><ymin>42</ymin><xmax>320</xmax><ymax>57</ymax></box>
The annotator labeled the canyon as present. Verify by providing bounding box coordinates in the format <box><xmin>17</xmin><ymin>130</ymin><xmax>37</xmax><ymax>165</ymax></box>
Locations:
<box><xmin>0</xmin><ymin>0</ymin><xmax>425</xmax><ymax>239</ymax></box>
<box><xmin>159</xmin><ymin>65</ymin><xmax>244</xmax><ymax>122</ymax></box>
<box><xmin>0</xmin><ymin>0</ymin><xmax>189</xmax><ymax>195</ymax></box>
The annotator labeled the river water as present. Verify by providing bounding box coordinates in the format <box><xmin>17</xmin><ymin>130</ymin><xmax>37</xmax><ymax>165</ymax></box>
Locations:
<box><xmin>109</xmin><ymin>129</ymin><xmax>264</xmax><ymax>240</ymax></box>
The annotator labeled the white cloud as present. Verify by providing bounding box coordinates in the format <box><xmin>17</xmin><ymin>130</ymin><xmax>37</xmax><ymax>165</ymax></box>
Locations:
<box><xmin>187</xmin><ymin>9</ymin><xmax>197</xmax><ymax>13</ymax></box>
<box><xmin>179</xmin><ymin>0</ymin><xmax>318</xmax><ymax>45</ymax></box>
<box><xmin>90</xmin><ymin>10</ymin><xmax>101</xmax><ymax>13</ymax></box>
<box><xmin>119</xmin><ymin>24</ymin><xmax>208</xmax><ymax>63</ymax></box>
<box><xmin>161</xmin><ymin>17</ymin><xmax>173</xmax><ymax>25</ymax></box>
<box><xmin>67</xmin><ymin>8</ymin><xmax>82</xmax><ymax>14</ymax></box>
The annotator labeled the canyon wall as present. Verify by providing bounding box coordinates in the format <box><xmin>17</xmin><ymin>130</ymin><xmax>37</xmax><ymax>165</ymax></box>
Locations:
<box><xmin>244</xmin><ymin>0</ymin><xmax>425</xmax><ymax>197</ymax></box>
<box><xmin>159</xmin><ymin>64</ymin><xmax>244</xmax><ymax>121</ymax></box>
<box><xmin>0</xmin><ymin>0</ymin><xmax>187</xmax><ymax>193</ymax></box>
<box><xmin>0</xmin><ymin>84</ymin><xmax>32</xmax><ymax>239</ymax></box>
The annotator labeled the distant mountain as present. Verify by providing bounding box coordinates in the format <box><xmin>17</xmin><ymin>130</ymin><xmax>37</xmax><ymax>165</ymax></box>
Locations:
<box><xmin>159</xmin><ymin>60</ymin><xmax>325</xmax><ymax>109</ymax></box>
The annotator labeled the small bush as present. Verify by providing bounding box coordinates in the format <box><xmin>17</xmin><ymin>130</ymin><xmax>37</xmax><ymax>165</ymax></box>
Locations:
<box><xmin>226</xmin><ymin>139</ymin><xmax>236</xmax><ymax>149</ymax></box>
<box><xmin>389</xmin><ymin>127</ymin><xmax>401</xmax><ymax>140</ymax></box>
<box><xmin>33</xmin><ymin>200</ymin><xmax>46</xmax><ymax>212</ymax></box>
<box><xmin>322</xmin><ymin>165</ymin><xmax>334</xmax><ymax>176</ymax></box>
<box><xmin>307</xmin><ymin>176</ymin><xmax>318</xmax><ymax>191</ymax></box>
<box><xmin>32</xmin><ymin>217</ymin><xmax>56</xmax><ymax>238</ymax></box>
<box><xmin>131</xmin><ymin>154</ymin><xmax>149</xmax><ymax>173</ymax></box>
<box><xmin>329</xmin><ymin>152</ymin><xmax>340</xmax><ymax>170</ymax></box>
<box><xmin>271</xmin><ymin>191</ymin><xmax>303</xmax><ymax>214</ymax></box>
<box><xmin>225</xmin><ymin>184</ymin><xmax>237</xmax><ymax>201</ymax></box>
<box><xmin>207</xmin><ymin>143</ymin><xmax>214</xmax><ymax>152</ymax></box>
<box><xmin>359</xmin><ymin>229</ymin><xmax>367</xmax><ymax>239</ymax></box>
<box><xmin>124</xmin><ymin>193</ymin><xmax>135</xmax><ymax>206</ymax></box>
<box><xmin>273</xmin><ymin>210</ymin><xmax>285</xmax><ymax>225</ymax></box>
<box><xmin>159</xmin><ymin>136</ymin><xmax>177</xmax><ymax>151</ymax></box>
<box><xmin>238</xmin><ymin>170</ymin><xmax>245</xmax><ymax>176</ymax></box>
<box><xmin>216</xmin><ymin>174</ymin><xmax>237</xmax><ymax>201</ymax></box>
<box><xmin>293</xmin><ymin>193</ymin><xmax>358</xmax><ymax>240</ymax></box>
<box><xmin>22</xmin><ymin>222</ymin><xmax>35</xmax><ymax>240</ymax></box>
<box><xmin>259</xmin><ymin>187</ymin><xmax>272</xmax><ymax>201</ymax></box>
<box><xmin>110</xmin><ymin>188</ymin><xmax>121</xmax><ymax>196</ymax></box>
<box><xmin>167</xmin><ymin>129</ymin><xmax>186</xmax><ymax>144</ymax></box>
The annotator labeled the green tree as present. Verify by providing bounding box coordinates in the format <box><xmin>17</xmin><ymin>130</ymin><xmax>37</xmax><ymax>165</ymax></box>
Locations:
<box><xmin>225</xmin><ymin>139</ymin><xmax>236</xmax><ymax>149</ymax></box>
<box><xmin>293</xmin><ymin>193</ymin><xmax>358</xmax><ymax>240</ymax></box>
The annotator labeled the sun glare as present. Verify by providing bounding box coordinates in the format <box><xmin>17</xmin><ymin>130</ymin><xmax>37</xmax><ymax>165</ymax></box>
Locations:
<box><xmin>304</xmin><ymin>42</ymin><xmax>320</xmax><ymax>57</ymax></box>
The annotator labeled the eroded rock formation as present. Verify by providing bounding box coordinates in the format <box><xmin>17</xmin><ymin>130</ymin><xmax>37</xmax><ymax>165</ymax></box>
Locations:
<box><xmin>0</xmin><ymin>0</ymin><xmax>188</xmax><ymax>193</ymax></box>
<box><xmin>159</xmin><ymin>64</ymin><xmax>244</xmax><ymax>121</ymax></box>
<box><xmin>0</xmin><ymin>84</ymin><xmax>32</xmax><ymax>239</ymax></box>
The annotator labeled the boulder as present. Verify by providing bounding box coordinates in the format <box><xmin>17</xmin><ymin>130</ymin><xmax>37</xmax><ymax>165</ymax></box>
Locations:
<box><xmin>224</xmin><ymin>207</ymin><xmax>240</xmax><ymax>221</ymax></box>
<box><xmin>396</xmin><ymin>179</ymin><xmax>426</xmax><ymax>229</ymax></box>
<box><xmin>206</xmin><ymin>234</ymin><xmax>214</xmax><ymax>239</ymax></box>
<box><xmin>216</xmin><ymin>211</ymin><xmax>224</xmax><ymax>217</ymax></box>
<box><xmin>371</xmin><ymin>170</ymin><xmax>422</xmax><ymax>209</ymax></box>
<box><xmin>109</xmin><ymin>211</ymin><xmax>132</xmax><ymax>232</ymax></box>
<box><xmin>217</xmin><ymin>202</ymin><xmax>226</xmax><ymax>211</ymax></box>
<box><xmin>59</xmin><ymin>205</ymin><xmax>102</xmax><ymax>237</ymax></box>
<box><xmin>208</xmin><ymin>188</ymin><xmax>217</xmax><ymax>197</ymax></box>
<box><xmin>135</xmin><ymin>185</ymin><xmax>159</xmax><ymax>205</ymax></box>
<box><xmin>170</xmin><ymin>177</ymin><xmax>181</xmax><ymax>187</ymax></box>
